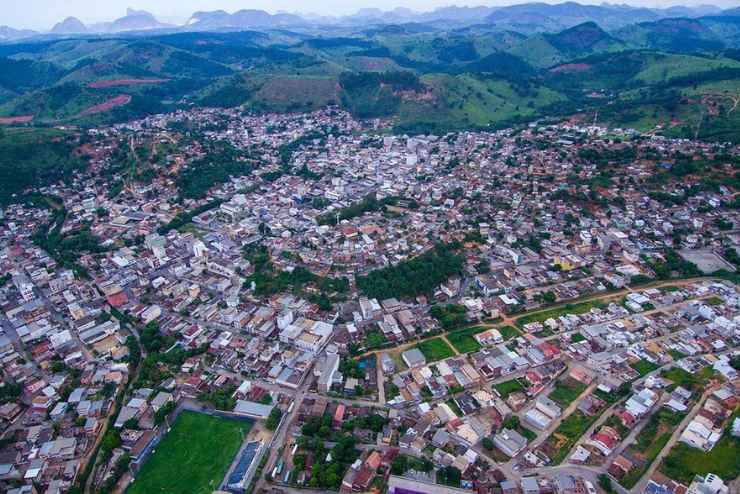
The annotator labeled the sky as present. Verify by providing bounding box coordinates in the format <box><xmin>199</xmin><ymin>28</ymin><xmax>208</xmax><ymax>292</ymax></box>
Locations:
<box><xmin>4</xmin><ymin>0</ymin><xmax>739</xmax><ymax>30</ymax></box>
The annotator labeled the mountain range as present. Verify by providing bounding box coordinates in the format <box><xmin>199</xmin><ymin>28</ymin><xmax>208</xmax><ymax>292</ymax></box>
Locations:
<box><xmin>1</xmin><ymin>3</ymin><xmax>738</xmax><ymax>41</ymax></box>
<box><xmin>3</xmin><ymin>2</ymin><xmax>740</xmax><ymax>144</ymax></box>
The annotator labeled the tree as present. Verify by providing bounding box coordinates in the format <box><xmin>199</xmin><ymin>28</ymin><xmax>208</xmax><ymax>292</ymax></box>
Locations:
<box><xmin>482</xmin><ymin>437</ymin><xmax>494</xmax><ymax>450</ymax></box>
<box><xmin>154</xmin><ymin>401</ymin><xmax>176</xmax><ymax>426</ymax></box>
<box><xmin>541</xmin><ymin>291</ymin><xmax>556</xmax><ymax>304</ymax></box>
<box><xmin>259</xmin><ymin>394</ymin><xmax>273</xmax><ymax>405</ymax></box>
<box><xmin>598</xmin><ymin>474</ymin><xmax>615</xmax><ymax>493</ymax></box>
<box><xmin>437</xmin><ymin>466</ymin><xmax>461</xmax><ymax>487</ymax></box>
<box><xmin>391</xmin><ymin>455</ymin><xmax>408</xmax><ymax>475</ymax></box>
<box><xmin>265</xmin><ymin>407</ymin><xmax>282</xmax><ymax>430</ymax></box>
<box><xmin>100</xmin><ymin>429</ymin><xmax>121</xmax><ymax>455</ymax></box>
<box><xmin>123</xmin><ymin>417</ymin><xmax>139</xmax><ymax>430</ymax></box>
<box><xmin>502</xmin><ymin>415</ymin><xmax>521</xmax><ymax>430</ymax></box>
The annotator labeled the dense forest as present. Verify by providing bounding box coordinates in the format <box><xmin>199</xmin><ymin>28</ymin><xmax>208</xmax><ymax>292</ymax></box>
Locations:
<box><xmin>0</xmin><ymin>129</ymin><xmax>87</xmax><ymax>205</ymax></box>
<box><xmin>357</xmin><ymin>243</ymin><xmax>464</xmax><ymax>299</ymax></box>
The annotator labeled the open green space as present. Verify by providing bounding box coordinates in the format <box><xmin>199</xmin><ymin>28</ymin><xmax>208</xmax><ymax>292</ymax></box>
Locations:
<box><xmin>704</xmin><ymin>296</ymin><xmax>724</xmax><ymax>306</ymax></box>
<box><xmin>127</xmin><ymin>410</ymin><xmax>252</xmax><ymax>494</ymax></box>
<box><xmin>548</xmin><ymin>379</ymin><xmax>588</xmax><ymax>407</ymax></box>
<box><xmin>660</xmin><ymin>366</ymin><xmax>714</xmax><ymax>392</ymax></box>
<box><xmin>416</xmin><ymin>337</ymin><xmax>455</xmax><ymax>362</ymax></box>
<box><xmin>446</xmin><ymin>399</ymin><xmax>464</xmax><ymax>417</ymax></box>
<box><xmin>356</xmin><ymin>243</ymin><xmax>463</xmax><ymax>300</ymax></box>
<box><xmin>660</xmin><ymin>413</ymin><xmax>740</xmax><ymax>484</ymax></box>
<box><xmin>499</xmin><ymin>326</ymin><xmax>521</xmax><ymax>340</ymax></box>
<box><xmin>619</xmin><ymin>409</ymin><xmax>685</xmax><ymax>489</ymax></box>
<box><xmin>516</xmin><ymin>299</ymin><xmax>606</xmax><ymax>328</ymax></box>
<box><xmin>494</xmin><ymin>378</ymin><xmax>525</xmax><ymax>398</ymax></box>
<box><xmin>543</xmin><ymin>404</ymin><xmax>607</xmax><ymax>464</ymax></box>
<box><xmin>0</xmin><ymin>127</ymin><xmax>87</xmax><ymax>205</ymax></box>
<box><xmin>446</xmin><ymin>326</ymin><xmax>487</xmax><ymax>354</ymax></box>
<box><xmin>570</xmin><ymin>332</ymin><xmax>587</xmax><ymax>343</ymax></box>
<box><xmin>630</xmin><ymin>359</ymin><xmax>660</xmax><ymax>377</ymax></box>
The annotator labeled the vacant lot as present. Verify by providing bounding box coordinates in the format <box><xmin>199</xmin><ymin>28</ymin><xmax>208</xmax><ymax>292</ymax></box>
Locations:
<box><xmin>499</xmin><ymin>325</ymin><xmax>521</xmax><ymax>340</ymax></box>
<box><xmin>516</xmin><ymin>299</ymin><xmax>605</xmax><ymax>328</ymax></box>
<box><xmin>0</xmin><ymin>114</ymin><xmax>33</xmax><ymax>124</ymax></box>
<box><xmin>446</xmin><ymin>326</ymin><xmax>486</xmax><ymax>353</ymax></box>
<box><xmin>548</xmin><ymin>379</ymin><xmax>588</xmax><ymax>407</ymax></box>
<box><xmin>494</xmin><ymin>378</ymin><xmax>525</xmax><ymax>398</ymax></box>
<box><xmin>630</xmin><ymin>359</ymin><xmax>660</xmax><ymax>377</ymax></box>
<box><xmin>660</xmin><ymin>420</ymin><xmax>740</xmax><ymax>484</ymax></box>
<box><xmin>542</xmin><ymin>402</ymin><xmax>607</xmax><ymax>464</ymax></box>
<box><xmin>416</xmin><ymin>338</ymin><xmax>455</xmax><ymax>362</ymax></box>
<box><xmin>661</xmin><ymin>366</ymin><xmax>713</xmax><ymax>392</ymax></box>
<box><xmin>128</xmin><ymin>411</ymin><xmax>252</xmax><ymax>494</ymax></box>
<box><xmin>619</xmin><ymin>409</ymin><xmax>685</xmax><ymax>489</ymax></box>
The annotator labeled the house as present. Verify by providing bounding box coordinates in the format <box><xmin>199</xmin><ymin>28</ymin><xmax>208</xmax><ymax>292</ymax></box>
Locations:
<box><xmin>333</xmin><ymin>404</ymin><xmax>346</xmax><ymax>429</ymax></box>
<box><xmin>624</xmin><ymin>388</ymin><xmax>658</xmax><ymax>420</ymax></box>
<box><xmin>679</xmin><ymin>417</ymin><xmax>722</xmax><ymax>451</ymax></box>
<box><xmin>666</xmin><ymin>386</ymin><xmax>692</xmax><ymax>413</ymax></box>
<box><xmin>609</xmin><ymin>455</ymin><xmax>633</xmax><ymax>478</ymax></box>
<box><xmin>492</xmin><ymin>428</ymin><xmax>528</xmax><ymax>457</ymax></box>
<box><xmin>474</xmin><ymin>329</ymin><xmax>503</xmax><ymax>346</ymax></box>
<box><xmin>150</xmin><ymin>392</ymin><xmax>174</xmax><ymax>412</ymax></box>
<box><xmin>380</xmin><ymin>353</ymin><xmax>395</xmax><ymax>374</ymax></box>
<box><xmin>402</xmin><ymin>348</ymin><xmax>427</xmax><ymax>368</ymax></box>
<box><xmin>317</xmin><ymin>353</ymin><xmax>340</xmax><ymax>393</ymax></box>
<box><xmin>234</xmin><ymin>400</ymin><xmax>273</xmax><ymax>419</ymax></box>
<box><xmin>687</xmin><ymin>473</ymin><xmax>729</xmax><ymax>494</ymax></box>
<box><xmin>586</xmin><ymin>426</ymin><xmax>621</xmax><ymax>456</ymax></box>
<box><xmin>521</xmin><ymin>477</ymin><xmax>540</xmax><ymax>494</ymax></box>
<box><xmin>535</xmin><ymin>396</ymin><xmax>562</xmax><ymax>419</ymax></box>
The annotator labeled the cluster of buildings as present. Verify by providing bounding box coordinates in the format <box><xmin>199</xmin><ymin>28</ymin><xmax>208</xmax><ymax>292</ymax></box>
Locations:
<box><xmin>0</xmin><ymin>105</ymin><xmax>739</xmax><ymax>494</ymax></box>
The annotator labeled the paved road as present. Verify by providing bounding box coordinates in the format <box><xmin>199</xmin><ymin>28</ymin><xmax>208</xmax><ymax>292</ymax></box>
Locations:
<box><xmin>253</xmin><ymin>363</ymin><xmax>315</xmax><ymax>494</ymax></box>
<box><xmin>376</xmin><ymin>353</ymin><xmax>386</xmax><ymax>405</ymax></box>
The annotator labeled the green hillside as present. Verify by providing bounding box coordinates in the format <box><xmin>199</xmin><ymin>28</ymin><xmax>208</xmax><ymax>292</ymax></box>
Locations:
<box><xmin>0</xmin><ymin>128</ymin><xmax>87</xmax><ymax>205</ymax></box>
<box><xmin>1</xmin><ymin>16</ymin><xmax>740</xmax><ymax>139</ymax></box>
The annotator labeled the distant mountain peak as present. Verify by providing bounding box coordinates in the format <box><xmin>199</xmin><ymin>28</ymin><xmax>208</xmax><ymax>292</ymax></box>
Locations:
<box><xmin>109</xmin><ymin>8</ymin><xmax>167</xmax><ymax>32</ymax></box>
<box><xmin>51</xmin><ymin>16</ymin><xmax>87</xmax><ymax>34</ymax></box>
<box><xmin>184</xmin><ymin>9</ymin><xmax>304</xmax><ymax>29</ymax></box>
<box><xmin>126</xmin><ymin>8</ymin><xmax>153</xmax><ymax>18</ymax></box>
<box><xmin>545</xmin><ymin>20</ymin><xmax>619</xmax><ymax>53</ymax></box>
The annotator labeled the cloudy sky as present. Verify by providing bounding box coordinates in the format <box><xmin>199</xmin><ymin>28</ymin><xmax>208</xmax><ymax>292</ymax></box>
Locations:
<box><xmin>4</xmin><ymin>0</ymin><xmax>739</xmax><ymax>30</ymax></box>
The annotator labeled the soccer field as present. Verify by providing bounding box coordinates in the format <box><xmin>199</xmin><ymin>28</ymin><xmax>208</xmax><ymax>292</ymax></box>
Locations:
<box><xmin>127</xmin><ymin>410</ymin><xmax>252</xmax><ymax>494</ymax></box>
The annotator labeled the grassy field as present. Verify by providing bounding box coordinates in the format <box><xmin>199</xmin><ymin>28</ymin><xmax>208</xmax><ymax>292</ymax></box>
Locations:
<box><xmin>570</xmin><ymin>332</ymin><xmax>586</xmax><ymax>343</ymax></box>
<box><xmin>630</xmin><ymin>359</ymin><xmax>660</xmax><ymax>377</ymax></box>
<box><xmin>446</xmin><ymin>399</ymin><xmax>463</xmax><ymax>417</ymax></box>
<box><xmin>633</xmin><ymin>53</ymin><xmax>740</xmax><ymax>84</ymax></box>
<box><xmin>705</xmin><ymin>296</ymin><xmax>724</xmax><ymax>306</ymax></box>
<box><xmin>660</xmin><ymin>366</ymin><xmax>714</xmax><ymax>392</ymax></box>
<box><xmin>542</xmin><ymin>411</ymin><xmax>596</xmax><ymax>464</ymax></box>
<box><xmin>397</xmin><ymin>73</ymin><xmax>565</xmax><ymax>132</ymax></box>
<box><xmin>127</xmin><ymin>411</ymin><xmax>252</xmax><ymax>494</ymax></box>
<box><xmin>446</xmin><ymin>326</ymin><xmax>487</xmax><ymax>353</ymax></box>
<box><xmin>660</xmin><ymin>413</ymin><xmax>740</xmax><ymax>484</ymax></box>
<box><xmin>541</xmin><ymin>398</ymin><xmax>611</xmax><ymax>465</ymax></box>
<box><xmin>515</xmin><ymin>299</ymin><xmax>605</xmax><ymax>328</ymax></box>
<box><xmin>499</xmin><ymin>326</ymin><xmax>521</xmax><ymax>340</ymax></box>
<box><xmin>548</xmin><ymin>379</ymin><xmax>588</xmax><ymax>407</ymax></box>
<box><xmin>619</xmin><ymin>409</ymin><xmax>685</xmax><ymax>489</ymax></box>
<box><xmin>416</xmin><ymin>338</ymin><xmax>455</xmax><ymax>362</ymax></box>
<box><xmin>494</xmin><ymin>378</ymin><xmax>525</xmax><ymax>398</ymax></box>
